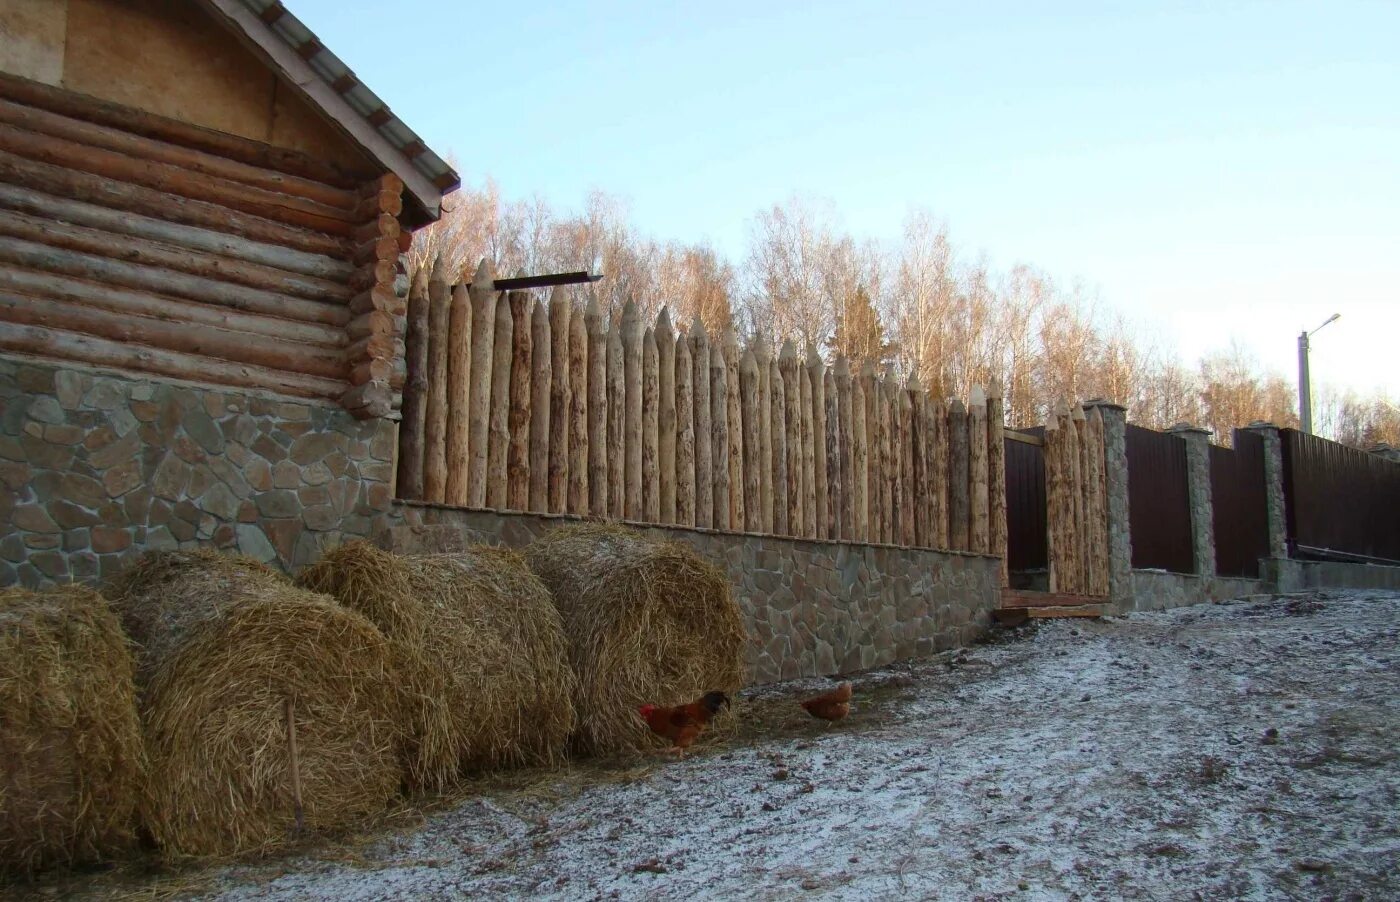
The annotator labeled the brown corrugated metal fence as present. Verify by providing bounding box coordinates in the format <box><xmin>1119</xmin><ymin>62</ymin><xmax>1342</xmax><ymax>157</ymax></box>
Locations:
<box><xmin>1209</xmin><ymin>429</ymin><xmax>1269</xmax><ymax>578</ymax></box>
<box><xmin>1125</xmin><ymin>424</ymin><xmax>1195</xmax><ymax>573</ymax></box>
<box><xmin>1281</xmin><ymin>429</ymin><xmax>1400</xmax><ymax>564</ymax></box>
<box><xmin>1004</xmin><ymin>430</ymin><xmax>1047</xmax><ymax>574</ymax></box>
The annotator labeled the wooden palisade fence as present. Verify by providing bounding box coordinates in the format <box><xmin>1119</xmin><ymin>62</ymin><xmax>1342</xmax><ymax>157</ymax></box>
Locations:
<box><xmin>1043</xmin><ymin>402</ymin><xmax>1109</xmax><ymax>595</ymax></box>
<box><xmin>397</xmin><ymin>256</ymin><xmax>1008</xmax><ymax>567</ymax></box>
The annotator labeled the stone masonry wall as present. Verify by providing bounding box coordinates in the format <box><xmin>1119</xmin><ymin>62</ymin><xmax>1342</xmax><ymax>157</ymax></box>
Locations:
<box><xmin>390</xmin><ymin>503</ymin><xmax>1002</xmax><ymax>686</ymax></box>
<box><xmin>0</xmin><ymin>357</ymin><xmax>397</xmax><ymax>587</ymax></box>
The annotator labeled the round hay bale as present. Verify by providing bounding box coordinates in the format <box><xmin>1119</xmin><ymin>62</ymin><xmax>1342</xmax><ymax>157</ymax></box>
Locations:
<box><xmin>523</xmin><ymin>523</ymin><xmax>746</xmax><ymax>757</ymax></box>
<box><xmin>299</xmin><ymin>543</ymin><xmax>575</xmax><ymax>792</ymax></box>
<box><xmin>104</xmin><ymin>549</ymin><xmax>403</xmax><ymax>859</ymax></box>
<box><xmin>0</xmin><ymin>585</ymin><xmax>144</xmax><ymax>878</ymax></box>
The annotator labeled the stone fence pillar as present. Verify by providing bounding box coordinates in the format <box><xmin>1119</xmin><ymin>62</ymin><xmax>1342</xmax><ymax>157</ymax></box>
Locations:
<box><xmin>1167</xmin><ymin>424</ymin><xmax>1215</xmax><ymax>580</ymax></box>
<box><xmin>1240</xmin><ymin>421</ymin><xmax>1289</xmax><ymax>560</ymax></box>
<box><xmin>1084</xmin><ymin>399</ymin><xmax>1132</xmax><ymax>610</ymax></box>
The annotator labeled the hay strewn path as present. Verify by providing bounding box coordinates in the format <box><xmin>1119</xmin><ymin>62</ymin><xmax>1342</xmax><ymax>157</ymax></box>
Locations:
<box><xmin>31</xmin><ymin>589</ymin><xmax>1400</xmax><ymax>900</ymax></box>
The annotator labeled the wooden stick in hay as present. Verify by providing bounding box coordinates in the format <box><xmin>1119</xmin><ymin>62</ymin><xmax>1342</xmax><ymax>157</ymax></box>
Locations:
<box><xmin>0</xmin><ymin>585</ymin><xmax>144</xmax><ymax>878</ymax></box>
<box><xmin>524</xmin><ymin>523</ymin><xmax>744</xmax><ymax>758</ymax></box>
<box><xmin>423</xmin><ymin>255</ymin><xmax>451</xmax><ymax>503</ymax></box>
<box><xmin>568</xmin><ymin>296</ymin><xmax>590</xmax><ymax>515</ymax></box>
<box><xmin>741</xmin><ymin>348</ymin><xmax>762</xmax><ymax>532</ymax></box>
<box><xmin>285</xmin><ymin>696</ymin><xmax>304</xmax><ymax>835</ymax></box>
<box><xmin>710</xmin><ymin>341</ymin><xmax>730</xmax><ymax>530</ymax></box>
<box><xmin>445</xmin><ymin>279</ymin><xmax>472</xmax><ymax>506</ymax></box>
<box><xmin>642</xmin><ymin>326</ymin><xmax>660</xmax><ymax>522</ymax></box>
<box><xmin>396</xmin><ymin>268</ymin><xmax>428</xmax><ymax>500</ymax></box>
<box><xmin>466</xmin><ymin>259</ymin><xmax>495</xmax><ymax>508</ymax></box>
<box><xmin>548</xmin><ymin>286</ymin><xmax>570</xmax><ymax>514</ymax></box>
<box><xmin>105</xmin><ymin>549</ymin><xmax>401</xmax><ymax>858</ymax></box>
<box><xmin>656</xmin><ymin>307</ymin><xmax>677</xmax><ymax>524</ymax></box>
<box><xmin>622</xmin><ymin>299</ymin><xmax>642</xmax><ymax>520</ymax></box>
<box><xmin>691</xmin><ymin>315</ymin><xmax>712</xmax><ymax>529</ymax></box>
<box><xmin>770</xmin><ymin>354</ymin><xmax>789</xmax><ymax>536</ymax></box>
<box><xmin>586</xmin><ymin>296</ymin><xmax>607</xmax><ymax>517</ymax></box>
<box><xmin>674</xmin><ymin>331</ymin><xmax>696</xmax><ymax>526</ymax></box>
<box><xmin>299</xmin><ymin>543</ymin><xmax>575</xmax><ymax>791</ymax></box>
<box><xmin>529</xmin><ymin>294</ymin><xmax>551</xmax><ymax>513</ymax></box>
<box><xmin>487</xmin><ymin>283</ymin><xmax>513</xmax><ymax>509</ymax></box>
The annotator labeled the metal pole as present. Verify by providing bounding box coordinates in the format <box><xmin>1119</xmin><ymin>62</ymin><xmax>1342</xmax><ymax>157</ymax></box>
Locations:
<box><xmin>1297</xmin><ymin>330</ymin><xmax>1311</xmax><ymax>435</ymax></box>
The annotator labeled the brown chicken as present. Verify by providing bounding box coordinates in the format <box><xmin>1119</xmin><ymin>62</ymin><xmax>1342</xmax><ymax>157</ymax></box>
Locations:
<box><xmin>800</xmin><ymin>682</ymin><xmax>852</xmax><ymax>723</ymax></box>
<box><xmin>638</xmin><ymin>690</ymin><xmax>730</xmax><ymax>757</ymax></box>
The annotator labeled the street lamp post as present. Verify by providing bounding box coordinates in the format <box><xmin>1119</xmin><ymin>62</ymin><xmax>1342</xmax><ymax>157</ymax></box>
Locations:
<box><xmin>1297</xmin><ymin>313</ymin><xmax>1340</xmax><ymax>435</ymax></box>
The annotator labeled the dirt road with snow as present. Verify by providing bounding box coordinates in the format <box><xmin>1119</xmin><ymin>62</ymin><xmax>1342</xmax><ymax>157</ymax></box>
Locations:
<box><xmin>44</xmin><ymin>589</ymin><xmax>1400</xmax><ymax>901</ymax></box>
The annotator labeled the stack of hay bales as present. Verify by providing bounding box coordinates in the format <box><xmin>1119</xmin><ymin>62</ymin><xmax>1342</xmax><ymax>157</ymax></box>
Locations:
<box><xmin>524</xmin><ymin>523</ymin><xmax>746</xmax><ymax>757</ymax></box>
<box><xmin>299</xmin><ymin>543</ymin><xmax>575</xmax><ymax>792</ymax></box>
<box><xmin>104</xmin><ymin>549</ymin><xmax>402</xmax><ymax>858</ymax></box>
<box><xmin>0</xmin><ymin>585</ymin><xmax>144</xmax><ymax>878</ymax></box>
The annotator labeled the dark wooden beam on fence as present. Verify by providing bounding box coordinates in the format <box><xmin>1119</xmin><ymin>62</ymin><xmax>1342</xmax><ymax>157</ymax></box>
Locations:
<box><xmin>491</xmin><ymin>271</ymin><xmax>603</xmax><ymax>292</ymax></box>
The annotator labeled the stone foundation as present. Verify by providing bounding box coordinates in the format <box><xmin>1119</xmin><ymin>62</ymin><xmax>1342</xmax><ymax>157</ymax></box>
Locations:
<box><xmin>391</xmin><ymin>503</ymin><xmax>1002</xmax><ymax>685</ymax></box>
<box><xmin>0</xmin><ymin>357</ymin><xmax>397</xmax><ymax>586</ymax></box>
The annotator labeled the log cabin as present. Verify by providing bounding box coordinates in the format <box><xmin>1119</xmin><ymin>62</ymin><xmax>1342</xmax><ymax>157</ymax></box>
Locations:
<box><xmin>0</xmin><ymin>0</ymin><xmax>456</xmax><ymax>586</ymax></box>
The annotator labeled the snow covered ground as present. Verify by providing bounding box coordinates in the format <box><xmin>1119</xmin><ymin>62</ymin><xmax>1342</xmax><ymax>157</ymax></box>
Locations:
<box><xmin>46</xmin><ymin>589</ymin><xmax>1400</xmax><ymax>901</ymax></box>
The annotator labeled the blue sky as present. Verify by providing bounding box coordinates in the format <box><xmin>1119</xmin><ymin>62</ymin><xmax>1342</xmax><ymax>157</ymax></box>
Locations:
<box><xmin>299</xmin><ymin>0</ymin><xmax>1397</xmax><ymax>397</ymax></box>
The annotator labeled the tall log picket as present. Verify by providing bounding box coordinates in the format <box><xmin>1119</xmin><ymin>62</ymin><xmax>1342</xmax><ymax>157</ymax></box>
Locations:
<box><xmin>930</xmin><ymin>397</ymin><xmax>949</xmax><ymax>549</ymax></box>
<box><xmin>947</xmin><ymin>398</ymin><xmax>969</xmax><ymax>550</ymax></box>
<box><xmin>444</xmin><ymin>281</ymin><xmax>471</xmax><ymax>505</ymax></box>
<box><xmin>506</xmin><ymin>290</ymin><xmax>532</xmax><ymax>511</ymax></box>
<box><xmin>835</xmin><ymin>358</ymin><xmax>853</xmax><ymax>541</ymax></box>
<box><xmin>423</xmin><ymin>257</ymin><xmax>451</xmax><ymax>502</ymax></box>
<box><xmin>1071</xmin><ymin>404</ymin><xmax>1088</xmax><ymax>590</ymax></box>
<box><xmin>1087</xmin><ymin>406</ymin><xmax>1109</xmax><ymax>595</ymax></box>
<box><xmin>397</xmin><ymin>268</ymin><xmax>428</xmax><ymax>500</ymax></box>
<box><xmin>691</xmin><ymin>318</ymin><xmax>712</xmax><ymax>529</ymax></box>
<box><xmin>740</xmin><ymin>350</ymin><xmax>762</xmax><ymax>532</ymax></box>
<box><xmin>466</xmin><ymin>260</ymin><xmax>494</xmax><ymax>508</ymax></box>
<box><xmin>606</xmin><ymin>321</ymin><xmax>624</xmax><ymax>518</ymax></box>
<box><xmin>547</xmin><ymin>287</ymin><xmax>570</xmax><ymax>513</ymax></box>
<box><xmin>585</xmin><ymin>297</ymin><xmax>607</xmax><ymax>517</ymax></box>
<box><xmin>567</xmin><ymin>300</ymin><xmax>588</xmax><ymax>515</ymax></box>
<box><xmin>898</xmin><ymin>378</ymin><xmax>915</xmax><ymax>546</ymax></box>
<box><xmin>779</xmin><ymin>341</ymin><xmax>800</xmax><ymax>536</ymax></box>
<box><xmin>808</xmin><ymin>347</ymin><xmax>828</xmax><ymax>540</ymax></box>
<box><xmin>861</xmin><ymin>364</ymin><xmax>879</xmax><ymax>541</ymax></box>
<box><xmin>755</xmin><ymin>337</ymin><xmax>774</xmax><ymax>532</ymax></box>
<box><xmin>528</xmin><ymin>296</ymin><xmax>551</xmax><ymax>512</ymax></box>
<box><xmin>674</xmin><ymin>335</ymin><xmax>695</xmax><ymax>526</ymax></box>
<box><xmin>621</xmin><ymin>300</ymin><xmax>642</xmax><ymax>520</ymax></box>
<box><xmin>724</xmin><ymin>330</ymin><xmax>743</xmax><ymax>530</ymax></box>
<box><xmin>824</xmin><ymin>368</ymin><xmax>840</xmax><ymax>541</ymax></box>
<box><xmin>878</xmin><ymin>376</ymin><xmax>893</xmax><ymax>544</ymax></box>
<box><xmin>1045</xmin><ymin>409</ymin><xmax>1073</xmax><ymax>593</ymax></box>
<box><xmin>850</xmin><ymin>372</ymin><xmax>867</xmax><ymax>542</ymax></box>
<box><xmin>656</xmin><ymin>308</ymin><xmax>677</xmax><ymax>524</ymax></box>
<box><xmin>987</xmin><ymin>382</ymin><xmax>1008</xmax><ymax>584</ymax></box>
<box><xmin>642</xmin><ymin>327</ymin><xmax>659</xmax><ymax>522</ymax></box>
<box><xmin>799</xmin><ymin>362</ymin><xmax>816</xmax><ymax>538</ymax></box>
<box><xmin>910</xmin><ymin>380</ymin><xmax>928</xmax><ymax>547</ymax></box>
<box><xmin>710</xmin><ymin>343</ymin><xmax>730</xmax><ymax>530</ymax></box>
<box><xmin>770</xmin><ymin>357</ymin><xmax>789</xmax><ymax>536</ymax></box>
<box><xmin>969</xmin><ymin>386</ymin><xmax>990</xmax><ymax>554</ymax></box>
<box><xmin>486</xmin><ymin>285</ymin><xmax>513</xmax><ymax>509</ymax></box>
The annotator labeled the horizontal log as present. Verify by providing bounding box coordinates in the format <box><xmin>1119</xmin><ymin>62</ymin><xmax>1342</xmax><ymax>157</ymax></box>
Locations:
<box><xmin>0</xmin><ymin>321</ymin><xmax>345</xmax><ymax>401</ymax></box>
<box><xmin>344</xmin><ymin>334</ymin><xmax>404</xmax><ymax>365</ymax></box>
<box><xmin>354</xmin><ymin>189</ymin><xmax>403</xmax><ymax>221</ymax></box>
<box><xmin>0</xmin><ymin>122</ymin><xmax>360</xmax><ymax>237</ymax></box>
<box><xmin>0</xmin><ymin>71</ymin><xmax>365</xmax><ymax>188</ymax></box>
<box><xmin>0</xmin><ymin>233</ymin><xmax>349</xmax><ymax>328</ymax></box>
<box><xmin>346</xmin><ymin>310</ymin><xmax>398</xmax><ymax>341</ymax></box>
<box><xmin>353</xmin><ymin>213</ymin><xmax>400</xmax><ymax>246</ymax></box>
<box><xmin>349</xmin><ymin>284</ymin><xmax>404</xmax><ymax>316</ymax></box>
<box><xmin>0</xmin><ymin>207</ymin><xmax>349</xmax><ymax>304</ymax></box>
<box><xmin>352</xmin><ymin>235</ymin><xmax>400</xmax><ymax>267</ymax></box>
<box><xmin>0</xmin><ymin>149</ymin><xmax>350</xmax><ymax>259</ymax></box>
<box><xmin>0</xmin><ymin>95</ymin><xmax>358</xmax><ymax>210</ymax></box>
<box><xmin>0</xmin><ymin>264</ymin><xmax>343</xmax><ymax>350</ymax></box>
<box><xmin>349</xmin><ymin>357</ymin><xmax>393</xmax><ymax>387</ymax></box>
<box><xmin>341</xmin><ymin>380</ymin><xmax>396</xmax><ymax>420</ymax></box>
<box><xmin>0</xmin><ymin>181</ymin><xmax>352</xmax><ymax>282</ymax></box>
<box><xmin>0</xmin><ymin>289</ymin><xmax>346</xmax><ymax>380</ymax></box>
<box><xmin>349</xmin><ymin>260</ymin><xmax>397</xmax><ymax>293</ymax></box>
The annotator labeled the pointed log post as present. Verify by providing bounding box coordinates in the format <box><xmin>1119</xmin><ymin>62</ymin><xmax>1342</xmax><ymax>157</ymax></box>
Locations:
<box><xmin>755</xmin><ymin>337</ymin><xmax>773</xmax><ymax>533</ymax></box>
<box><xmin>723</xmin><ymin>328</ymin><xmax>743</xmax><ymax>530</ymax></box>
<box><xmin>466</xmin><ymin>260</ymin><xmax>494</xmax><ymax>508</ymax></box>
<box><xmin>1070</xmin><ymin>403</ymin><xmax>1088</xmax><ymax>591</ymax></box>
<box><xmin>930</xmin><ymin>396</ymin><xmax>949</xmax><ymax>549</ymax></box>
<box><xmin>770</xmin><ymin>356</ymin><xmax>789</xmax><ymax>536</ymax></box>
<box><xmin>675</xmin><ymin>333</ymin><xmax>695</xmax><ymax>526</ymax></box>
<box><xmin>851</xmin><ymin>372</ymin><xmax>867</xmax><ymax>542</ymax></box>
<box><xmin>898</xmin><ymin>376</ymin><xmax>916</xmax><ymax>546</ymax></box>
<box><xmin>947</xmin><ymin>398</ymin><xmax>969</xmax><ymax>550</ymax></box>
<box><xmin>779</xmin><ymin>341</ymin><xmax>801</xmax><ymax>536</ymax></box>
<box><xmin>506</xmin><ymin>288</ymin><xmax>533</xmax><ymax>511</ymax></box>
<box><xmin>586</xmin><ymin>297</ymin><xmax>607</xmax><ymax>517</ymax></box>
<box><xmin>824</xmin><ymin>367</ymin><xmax>840</xmax><ymax>541</ymax></box>
<box><xmin>423</xmin><ymin>256</ymin><xmax>451</xmax><ymax>503</ymax></box>
<box><xmin>909</xmin><ymin>376</ymin><xmax>927</xmax><ymax>547</ymax></box>
<box><xmin>486</xmin><ymin>283</ymin><xmax>513</xmax><ymax>509</ymax></box>
<box><xmin>642</xmin><ymin>326</ymin><xmax>659</xmax><ymax>522</ymax></box>
<box><xmin>1086</xmin><ymin>405</ymin><xmax>1109</xmax><ymax>595</ymax></box>
<box><xmin>741</xmin><ymin>349</ymin><xmax>762</xmax><ymax>532</ymax></box>
<box><xmin>878</xmin><ymin>374</ymin><xmax>894</xmax><ymax>544</ymax></box>
<box><xmin>548</xmin><ymin>287</ymin><xmax>570</xmax><ymax>513</ymax></box>
<box><xmin>861</xmin><ymin>363</ymin><xmax>880</xmax><ymax>541</ymax></box>
<box><xmin>691</xmin><ymin>316</ymin><xmax>712</xmax><ymax>529</ymax></box>
<box><xmin>529</xmin><ymin>295</ymin><xmax>551</xmax><ymax>512</ymax></box>
<box><xmin>1045</xmin><ymin>406</ymin><xmax>1071</xmax><ymax>593</ymax></box>
<box><xmin>808</xmin><ymin>347</ymin><xmax>828</xmax><ymax>540</ymax></box>
<box><xmin>799</xmin><ymin>360</ymin><xmax>815</xmax><ymax>538</ymax></box>
<box><xmin>919</xmin><ymin>393</ymin><xmax>936</xmax><ymax>547</ymax></box>
<box><xmin>397</xmin><ymin>268</ymin><xmax>428</xmax><ymax>500</ymax></box>
<box><xmin>969</xmin><ymin>386</ymin><xmax>990</xmax><ymax>554</ymax></box>
<box><xmin>710</xmin><ymin>342</ymin><xmax>730</xmax><ymax>530</ymax></box>
<box><xmin>568</xmin><ymin>299</ymin><xmax>589</xmax><ymax>515</ymax></box>
<box><xmin>656</xmin><ymin>308</ymin><xmax>677</xmax><ymax>524</ymax></box>
<box><xmin>835</xmin><ymin>357</ymin><xmax>854</xmax><ymax>541</ymax></box>
<box><xmin>445</xmin><ymin>280</ymin><xmax>472</xmax><ymax>506</ymax></box>
<box><xmin>606</xmin><ymin>320</ymin><xmax>624</xmax><ymax>518</ymax></box>
<box><xmin>987</xmin><ymin>381</ymin><xmax>1008</xmax><ymax>584</ymax></box>
<box><xmin>622</xmin><ymin>300</ymin><xmax>642</xmax><ymax>520</ymax></box>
